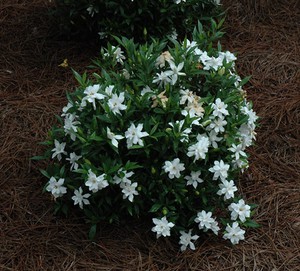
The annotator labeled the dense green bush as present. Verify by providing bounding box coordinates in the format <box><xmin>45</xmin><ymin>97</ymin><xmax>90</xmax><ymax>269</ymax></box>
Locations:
<box><xmin>36</xmin><ymin>21</ymin><xmax>259</xmax><ymax>250</ymax></box>
<box><xmin>51</xmin><ymin>0</ymin><xmax>222</xmax><ymax>41</ymax></box>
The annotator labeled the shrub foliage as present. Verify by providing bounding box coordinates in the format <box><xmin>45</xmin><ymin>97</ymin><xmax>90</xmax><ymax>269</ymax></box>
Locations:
<box><xmin>51</xmin><ymin>0</ymin><xmax>222</xmax><ymax>41</ymax></box>
<box><xmin>36</xmin><ymin>21</ymin><xmax>259</xmax><ymax>250</ymax></box>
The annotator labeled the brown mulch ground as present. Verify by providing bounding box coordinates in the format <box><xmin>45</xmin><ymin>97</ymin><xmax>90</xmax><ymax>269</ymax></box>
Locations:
<box><xmin>1</xmin><ymin>0</ymin><xmax>299</xmax><ymax>270</ymax></box>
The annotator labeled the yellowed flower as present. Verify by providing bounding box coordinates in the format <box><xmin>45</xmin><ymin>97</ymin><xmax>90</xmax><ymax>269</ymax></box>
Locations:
<box><xmin>58</xmin><ymin>59</ymin><xmax>68</xmax><ymax>68</ymax></box>
<box><xmin>155</xmin><ymin>51</ymin><xmax>174</xmax><ymax>68</ymax></box>
<box><xmin>186</xmin><ymin>95</ymin><xmax>204</xmax><ymax>117</ymax></box>
<box><xmin>195</xmin><ymin>63</ymin><xmax>203</xmax><ymax>70</ymax></box>
<box><xmin>152</xmin><ymin>91</ymin><xmax>168</xmax><ymax>108</ymax></box>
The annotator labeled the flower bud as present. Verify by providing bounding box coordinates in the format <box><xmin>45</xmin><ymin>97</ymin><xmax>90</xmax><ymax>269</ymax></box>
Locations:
<box><xmin>202</xmin><ymin>119</ymin><xmax>211</xmax><ymax>127</ymax></box>
<box><xmin>162</xmin><ymin>207</ymin><xmax>168</xmax><ymax>215</ymax></box>
<box><xmin>218</xmin><ymin>67</ymin><xmax>225</xmax><ymax>76</ymax></box>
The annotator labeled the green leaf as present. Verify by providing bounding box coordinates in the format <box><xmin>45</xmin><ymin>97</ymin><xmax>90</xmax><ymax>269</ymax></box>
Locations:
<box><xmin>124</xmin><ymin>161</ymin><xmax>143</xmax><ymax>171</ymax></box>
<box><xmin>243</xmin><ymin>219</ymin><xmax>260</xmax><ymax>228</ymax></box>
<box><xmin>224</xmin><ymin>94</ymin><xmax>239</xmax><ymax>104</ymax></box>
<box><xmin>150</xmin><ymin>123</ymin><xmax>159</xmax><ymax>135</ymax></box>
<box><xmin>59</xmin><ymin>165</ymin><xmax>65</xmax><ymax>176</ymax></box>
<box><xmin>72</xmin><ymin>69</ymin><xmax>83</xmax><ymax>85</ymax></box>
<box><xmin>239</xmin><ymin>76</ymin><xmax>251</xmax><ymax>87</ymax></box>
<box><xmin>128</xmin><ymin>144</ymin><xmax>144</xmax><ymax>150</ymax></box>
<box><xmin>39</xmin><ymin>141</ymin><xmax>53</xmax><ymax>146</ymax></box>
<box><xmin>90</xmin><ymin>133</ymin><xmax>104</xmax><ymax>142</ymax></box>
<box><xmin>201</xmin><ymin>193</ymin><xmax>208</xmax><ymax>206</ymax></box>
<box><xmin>39</xmin><ymin>169</ymin><xmax>50</xmax><ymax>179</ymax></box>
<box><xmin>31</xmin><ymin>156</ymin><xmax>46</xmax><ymax>161</ymax></box>
<box><xmin>88</xmin><ymin>224</ymin><xmax>97</xmax><ymax>240</ymax></box>
<box><xmin>96</xmin><ymin>114</ymin><xmax>113</xmax><ymax>124</ymax></box>
<box><xmin>149</xmin><ymin>203</ymin><xmax>162</xmax><ymax>213</ymax></box>
<box><xmin>127</xmin><ymin>204</ymin><xmax>133</xmax><ymax>216</ymax></box>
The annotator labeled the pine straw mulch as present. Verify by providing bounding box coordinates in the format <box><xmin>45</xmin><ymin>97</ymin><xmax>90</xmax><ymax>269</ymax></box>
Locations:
<box><xmin>0</xmin><ymin>0</ymin><xmax>299</xmax><ymax>270</ymax></box>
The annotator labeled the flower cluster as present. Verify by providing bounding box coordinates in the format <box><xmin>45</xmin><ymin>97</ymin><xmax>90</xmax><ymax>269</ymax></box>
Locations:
<box><xmin>39</xmin><ymin>22</ymin><xmax>258</xmax><ymax>251</ymax></box>
<box><xmin>52</xmin><ymin>0</ymin><xmax>222</xmax><ymax>42</ymax></box>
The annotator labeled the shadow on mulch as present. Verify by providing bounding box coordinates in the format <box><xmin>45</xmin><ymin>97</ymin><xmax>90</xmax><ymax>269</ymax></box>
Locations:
<box><xmin>1</xmin><ymin>0</ymin><xmax>299</xmax><ymax>270</ymax></box>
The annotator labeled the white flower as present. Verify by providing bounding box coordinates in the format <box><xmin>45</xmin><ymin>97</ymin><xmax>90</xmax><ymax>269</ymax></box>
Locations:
<box><xmin>223</xmin><ymin>222</ymin><xmax>245</xmax><ymax>245</ymax></box>
<box><xmin>239</xmin><ymin>124</ymin><xmax>256</xmax><ymax>148</ymax></box>
<box><xmin>217</xmin><ymin>180</ymin><xmax>237</xmax><ymax>200</ymax></box>
<box><xmin>199</xmin><ymin>51</ymin><xmax>210</xmax><ymax>63</ymax></box>
<box><xmin>174</xmin><ymin>0</ymin><xmax>186</xmax><ymax>3</ymax></box>
<box><xmin>152</xmin><ymin>71</ymin><xmax>172</xmax><ymax>87</ymax></box>
<box><xmin>120</xmin><ymin>181</ymin><xmax>139</xmax><ymax>202</ymax></box>
<box><xmin>208</xmin><ymin>130</ymin><xmax>223</xmax><ymax>148</ymax></box>
<box><xmin>183</xmin><ymin>39</ymin><xmax>197</xmax><ymax>51</ymax></box>
<box><xmin>113</xmin><ymin>169</ymin><xmax>134</xmax><ymax>185</ymax></box>
<box><xmin>230</xmin><ymin>71</ymin><xmax>242</xmax><ymax>88</ymax></box>
<box><xmin>105</xmin><ymin>85</ymin><xmax>114</xmax><ymax>97</ymax></box>
<box><xmin>194</xmin><ymin>47</ymin><xmax>204</xmax><ymax>56</ymax></box>
<box><xmin>206</xmin><ymin>55</ymin><xmax>224</xmax><ymax>71</ymax></box>
<box><xmin>86</xmin><ymin>169</ymin><xmax>109</xmax><ymax>193</ymax></box>
<box><xmin>187</xmin><ymin>134</ymin><xmax>210</xmax><ymax>161</ymax></box>
<box><xmin>125</xmin><ymin>123</ymin><xmax>149</xmax><ymax>148</ymax></box>
<box><xmin>200</xmin><ymin>52</ymin><xmax>224</xmax><ymax>71</ymax></box>
<box><xmin>211</xmin><ymin>98</ymin><xmax>229</xmax><ymax>118</ymax></box>
<box><xmin>219</xmin><ymin>51</ymin><xmax>236</xmax><ymax>63</ymax></box>
<box><xmin>232</xmin><ymin>158</ymin><xmax>249</xmax><ymax>172</ymax></box>
<box><xmin>107</xmin><ymin>127</ymin><xmax>124</xmax><ymax>148</ymax></box>
<box><xmin>66</xmin><ymin>152</ymin><xmax>82</xmax><ymax>171</ymax></box>
<box><xmin>169</xmin><ymin>28</ymin><xmax>178</xmax><ymax>40</ymax></box>
<box><xmin>72</xmin><ymin>187</ymin><xmax>91</xmax><ymax>209</ymax></box>
<box><xmin>63</xmin><ymin>113</ymin><xmax>80</xmax><ymax>132</ymax></box>
<box><xmin>207</xmin><ymin>117</ymin><xmax>227</xmax><ymax>133</ymax></box>
<box><xmin>181</xmin><ymin>109</ymin><xmax>200</xmax><ymax>125</ymax></box>
<box><xmin>228</xmin><ymin>143</ymin><xmax>246</xmax><ymax>160</ymax></box>
<box><xmin>184</xmin><ymin>171</ymin><xmax>204</xmax><ymax>189</ymax></box>
<box><xmin>168</xmin><ymin>120</ymin><xmax>192</xmax><ymax>143</ymax></box>
<box><xmin>112</xmin><ymin>46</ymin><xmax>126</xmax><ymax>64</ymax></box>
<box><xmin>98</xmin><ymin>31</ymin><xmax>107</xmax><ymax>40</ymax></box>
<box><xmin>229</xmin><ymin>199</ymin><xmax>251</xmax><ymax>222</ymax></box>
<box><xmin>51</xmin><ymin>140</ymin><xmax>67</xmax><ymax>161</ymax></box>
<box><xmin>141</xmin><ymin>85</ymin><xmax>153</xmax><ymax>96</ymax></box>
<box><xmin>194</xmin><ymin>210</ymin><xmax>214</xmax><ymax>229</ymax></box>
<box><xmin>64</xmin><ymin>113</ymin><xmax>80</xmax><ymax>141</ymax></box>
<box><xmin>152</xmin><ymin>216</ymin><xmax>175</xmax><ymax>238</ymax></box>
<box><xmin>194</xmin><ymin>210</ymin><xmax>219</xmax><ymax>234</ymax></box>
<box><xmin>179</xmin><ymin>230</ymin><xmax>199</xmax><ymax>251</ymax></box>
<box><xmin>61</xmin><ymin>102</ymin><xmax>73</xmax><ymax>117</ymax></box>
<box><xmin>82</xmin><ymin>84</ymin><xmax>105</xmax><ymax>110</ymax></box>
<box><xmin>167</xmin><ymin>61</ymin><xmax>186</xmax><ymax>85</ymax></box>
<box><xmin>179</xmin><ymin>88</ymin><xmax>194</xmax><ymax>105</ymax></box>
<box><xmin>209</xmin><ymin>160</ymin><xmax>230</xmax><ymax>181</ymax></box>
<box><xmin>210</xmin><ymin>220</ymin><xmax>220</xmax><ymax>235</ymax></box>
<box><xmin>46</xmin><ymin>177</ymin><xmax>67</xmax><ymax>199</ymax></box>
<box><xmin>162</xmin><ymin>158</ymin><xmax>185</xmax><ymax>179</ymax></box>
<box><xmin>108</xmin><ymin>92</ymin><xmax>127</xmax><ymax>115</ymax></box>
<box><xmin>122</xmin><ymin>69</ymin><xmax>130</xmax><ymax>79</ymax></box>
<box><xmin>241</xmin><ymin>103</ymin><xmax>258</xmax><ymax>128</ymax></box>
<box><xmin>86</xmin><ymin>5</ymin><xmax>98</xmax><ymax>17</ymax></box>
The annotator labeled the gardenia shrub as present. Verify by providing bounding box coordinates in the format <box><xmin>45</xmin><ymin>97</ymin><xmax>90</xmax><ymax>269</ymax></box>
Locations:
<box><xmin>38</xmin><ymin>21</ymin><xmax>259</xmax><ymax>251</ymax></box>
<box><xmin>51</xmin><ymin>0</ymin><xmax>222</xmax><ymax>41</ymax></box>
